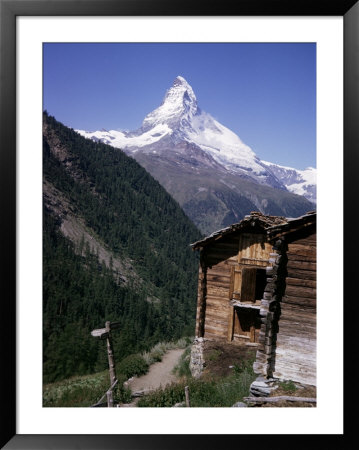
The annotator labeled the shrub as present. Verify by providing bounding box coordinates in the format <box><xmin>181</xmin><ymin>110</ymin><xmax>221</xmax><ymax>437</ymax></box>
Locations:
<box><xmin>138</xmin><ymin>366</ymin><xmax>257</xmax><ymax>408</ymax></box>
<box><xmin>116</xmin><ymin>354</ymin><xmax>149</xmax><ymax>379</ymax></box>
<box><xmin>207</xmin><ymin>349</ymin><xmax>222</xmax><ymax>362</ymax></box>
<box><xmin>150</xmin><ymin>350</ymin><xmax>163</xmax><ymax>363</ymax></box>
<box><xmin>141</xmin><ymin>338</ymin><xmax>192</xmax><ymax>366</ymax></box>
<box><xmin>173</xmin><ymin>346</ymin><xmax>192</xmax><ymax>378</ymax></box>
<box><xmin>279</xmin><ymin>380</ymin><xmax>297</xmax><ymax>393</ymax></box>
<box><xmin>137</xmin><ymin>381</ymin><xmax>186</xmax><ymax>407</ymax></box>
<box><xmin>114</xmin><ymin>374</ymin><xmax>132</xmax><ymax>404</ymax></box>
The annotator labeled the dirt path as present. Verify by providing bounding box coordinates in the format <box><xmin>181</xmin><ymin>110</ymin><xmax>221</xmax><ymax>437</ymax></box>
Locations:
<box><xmin>122</xmin><ymin>348</ymin><xmax>185</xmax><ymax>407</ymax></box>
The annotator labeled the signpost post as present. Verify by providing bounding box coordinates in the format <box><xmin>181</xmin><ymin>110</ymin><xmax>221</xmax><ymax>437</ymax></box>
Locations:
<box><xmin>91</xmin><ymin>321</ymin><xmax>121</xmax><ymax>407</ymax></box>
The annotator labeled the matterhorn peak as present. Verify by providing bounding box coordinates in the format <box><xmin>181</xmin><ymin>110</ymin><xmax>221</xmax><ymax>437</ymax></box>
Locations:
<box><xmin>76</xmin><ymin>76</ymin><xmax>316</xmax><ymax>211</ymax></box>
<box><xmin>172</xmin><ymin>75</ymin><xmax>189</xmax><ymax>86</ymax></box>
<box><xmin>141</xmin><ymin>76</ymin><xmax>198</xmax><ymax>131</ymax></box>
<box><xmin>166</xmin><ymin>75</ymin><xmax>196</xmax><ymax>102</ymax></box>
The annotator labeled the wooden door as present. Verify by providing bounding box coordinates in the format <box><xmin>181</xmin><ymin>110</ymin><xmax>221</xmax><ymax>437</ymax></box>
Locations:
<box><xmin>233</xmin><ymin>308</ymin><xmax>261</xmax><ymax>343</ymax></box>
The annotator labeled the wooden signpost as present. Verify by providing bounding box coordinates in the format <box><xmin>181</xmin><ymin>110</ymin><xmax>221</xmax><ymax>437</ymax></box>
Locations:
<box><xmin>91</xmin><ymin>320</ymin><xmax>120</xmax><ymax>407</ymax></box>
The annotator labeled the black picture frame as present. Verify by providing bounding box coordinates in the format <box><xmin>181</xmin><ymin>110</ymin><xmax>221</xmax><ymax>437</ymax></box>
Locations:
<box><xmin>1</xmin><ymin>0</ymin><xmax>357</xmax><ymax>448</ymax></box>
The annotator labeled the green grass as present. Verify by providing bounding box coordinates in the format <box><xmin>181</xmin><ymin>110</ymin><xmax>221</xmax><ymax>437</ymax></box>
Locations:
<box><xmin>279</xmin><ymin>380</ymin><xmax>298</xmax><ymax>393</ymax></box>
<box><xmin>172</xmin><ymin>345</ymin><xmax>192</xmax><ymax>378</ymax></box>
<box><xmin>138</xmin><ymin>355</ymin><xmax>256</xmax><ymax>408</ymax></box>
<box><xmin>141</xmin><ymin>337</ymin><xmax>192</xmax><ymax>366</ymax></box>
<box><xmin>43</xmin><ymin>337</ymin><xmax>193</xmax><ymax>407</ymax></box>
<box><xmin>43</xmin><ymin>371</ymin><xmax>110</xmax><ymax>407</ymax></box>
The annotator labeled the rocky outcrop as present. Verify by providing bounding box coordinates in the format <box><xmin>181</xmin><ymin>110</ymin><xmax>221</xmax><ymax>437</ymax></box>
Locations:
<box><xmin>249</xmin><ymin>376</ymin><xmax>279</xmax><ymax>397</ymax></box>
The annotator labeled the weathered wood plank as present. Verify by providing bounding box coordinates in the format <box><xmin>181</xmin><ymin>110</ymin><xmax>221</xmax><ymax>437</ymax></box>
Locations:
<box><xmin>284</xmin><ymin>285</ymin><xmax>316</xmax><ymax>299</ymax></box>
<box><xmin>287</xmin><ymin>243</ymin><xmax>316</xmax><ymax>255</ymax></box>
<box><xmin>206</xmin><ymin>293</ymin><xmax>231</xmax><ymax>303</ymax></box>
<box><xmin>285</xmin><ymin>277</ymin><xmax>316</xmax><ymax>288</ymax></box>
<box><xmin>207</xmin><ymin>273</ymin><xmax>231</xmax><ymax>283</ymax></box>
<box><xmin>277</xmin><ymin>334</ymin><xmax>316</xmax><ymax>348</ymax></box>
<box><xmin>204</xmin><ymin>318</ymin><xmax>228</xmax><ymax>329</ymax></box>
<box><xmin>207</xmin><ymin>280</ymin><xmax>230</xmax><ymax>290</ymax></box>
<box><xmin>276</xmin><ymin>332</ymin><xmax>316</xmax><ymax>346</ymax></box>
<box><xmin>282</xmin><ymin>294</ymin><xmax>316</xmax><ymax>308</ymax></box>
<box><xmin>205</xmin><ymin>300</ymin><xmax>230</xmax><ymax>311</ymax></box>
<box><xmin>287</xmin><ymin>253</ymin><xmax>316</xmax><ymax>263</ymax></box>
<box><xmin>205</xmin><ymin>305</ymin><xmax>230</xmax><ymax>317</ymax></box>
<box><xmin>279</xmin><ymin>307</ymin><xmax>316</xmax><ymax>320</ymax></box>
<box><xmin>203</xmin><ymin>314</ymin><xmax>229</xmax><ymax>326</ymax></box>
<box><xmin>204</xmin><ymin>324</ymin><xmax>227</xmax><ymax>337</ymax></box>
<box><xmin>291</xmin><ymin>234</ymin><xmax>316</xmax><ymax>246</ymax></box>
<box><xmin>281</xmin><ymin>312</ymin><xmax>316</xmax><ymax>324</ymax></box>
<box><xmin>286</xmin><ymin>268</ymin><xmax>316</xmax><ymax>280</ymax></box>
<box><xmin>206</xmin><ymin>303</ymin><xmax>230</xmax><ymax>313</ymax></box>
<box><xmin>207</xmin><ymin>291</ymin><xmax>228</xmax><ymax>302</ymax></box>
<box><xmin>274</xmin><ymin>350</ymin><xmax>316</xmax><ymax>365</ymax></box>
<box><xmin>207</xmin><ymin>267</ymin><xmax>231</xmax><ymax>277</ymax></box>
<box><xmin>205</xmin><ymin>308</ymin><xmax>230</xmax><ymax>319</ymax></box>
<box><xmin>279</xmin><ymin>308</ymin><xmax>316</xmax><ymax>323</ymax></box>
<box><xmin>243</xmin><ymin>396</ymin><xmax>316</xmax><ymax>404</ymax></box>
<box><xmin>275</xmin><ymin>354</ymin><xmax>316</xmax><ymax>368</ymax></box>
<box><xmin>276</xmin><ymin>327</ymin><xmax>316</xmax><ymax>340</ymax></box>
<box><xmin>274</xmin><ymin>359</ymin><xmax>317</xmax><ymax>373</ymax></box>
<box><xmin>204</xmin><ymin>331</ymin><xmax>227</xmax><ymax>341</ymax></box>
<box><xmin>287</xmin><ymin>260</ymin><xmax>316</xmax><ymax>271</ymax></box>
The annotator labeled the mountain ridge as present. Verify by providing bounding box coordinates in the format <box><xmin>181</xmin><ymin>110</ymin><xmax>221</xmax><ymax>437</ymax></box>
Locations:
<box><xmin>76</xmin><ymin>76</ymin><xmax>316</xmax><ymax>234</ymax></box>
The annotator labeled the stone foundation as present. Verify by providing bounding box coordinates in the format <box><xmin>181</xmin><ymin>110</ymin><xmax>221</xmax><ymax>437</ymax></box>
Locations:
<box><xmin>189</xmin><ymin>337</ymin><xmax>206</xmax><ymax>379</ymax></box>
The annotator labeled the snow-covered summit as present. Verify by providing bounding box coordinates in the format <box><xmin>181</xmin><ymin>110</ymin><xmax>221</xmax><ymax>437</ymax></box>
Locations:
<box><xmin>78</xmin><ymin>77</ymin><xmax>272</xmax><ymax>182</ymax></box>
<box><xmin>76</xmin><ymin>76</ymin><xmax>315</xmax><ymax>197</ymax></box>
<box><xmin>141</xmin><ymin>76</ymin><xmax>198</xmax><ymax>132</ymax></box>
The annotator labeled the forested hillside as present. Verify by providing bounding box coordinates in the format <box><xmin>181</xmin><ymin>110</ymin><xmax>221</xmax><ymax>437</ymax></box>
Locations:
<box><xmin>43</xmin><ymin>112</ymin><xmax>202</xmax><ymax>384</ymax></box>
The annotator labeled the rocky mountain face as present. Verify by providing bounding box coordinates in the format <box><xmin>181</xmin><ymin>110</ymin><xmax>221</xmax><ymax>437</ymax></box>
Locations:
<box><xmin>261</xmin><ymin>161</ymin><xmax>316</xmax><ymax>204</ymax></box>
<box><xmin>77</xmin><ymin>76</ymin><xmax>316</xmax><ymax>234</ymax></box>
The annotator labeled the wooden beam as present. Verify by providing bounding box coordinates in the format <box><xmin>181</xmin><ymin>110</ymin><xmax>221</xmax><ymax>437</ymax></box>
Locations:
<box><xmin>243</xmin><ymin>396</ymin><xmax>316</xmax><ymax>404</ymax></box>
<box><xmin>105</xmin><ymin>321</ymin><xmax>117</xmax><ymax>388</ymax></box>
<box><xmin>227</xmin><ymin>266</ymin><xmax>235</xmax><ymax>342</ymax></box>
<box><xmin>196</xmin><ymin>261</ymin><xmax>207</xmax><ymax>337</ymax></box>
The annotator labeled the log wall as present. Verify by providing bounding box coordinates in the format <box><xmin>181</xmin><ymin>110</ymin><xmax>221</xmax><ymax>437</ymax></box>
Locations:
<box><xmin>194</xmin><ymin>217</ymin><xmax>317</xmax><ymax>387</ymax></box>
<box><xmin>273</xmin><ymin>232</ymin><xmax>316</xmax><ymax>386</ymax></box>
<box><xmin>201</xmin><ymin>236</ymin><xmax>238</xmax><ymax>340</ymax></box>
<box><xmin>195</xmin><ymin>232</ymin><xmax>272</xmax><ymax>342</ymax></box>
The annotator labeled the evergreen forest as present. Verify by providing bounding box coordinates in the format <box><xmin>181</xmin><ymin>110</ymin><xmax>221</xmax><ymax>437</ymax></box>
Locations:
<box><xmin>43</xmin><ymin>112</ymin><xmax>202</xmax><ymax>384</ymax></box>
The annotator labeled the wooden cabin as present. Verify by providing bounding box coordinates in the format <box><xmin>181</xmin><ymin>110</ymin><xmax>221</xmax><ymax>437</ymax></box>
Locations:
<box><xmin>191</xmin><ymin>211</ymin><xmax>316</xmax><ymax>386</ymax></box>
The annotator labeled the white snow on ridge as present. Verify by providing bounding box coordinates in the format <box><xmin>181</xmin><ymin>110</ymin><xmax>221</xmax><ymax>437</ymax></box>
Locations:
<box><xmin>261</xmin><ymin>160</ymin><xmax>316</xmax><ymax>202</ymax></box>
<box><xmin>75</xmin><ymin>75</ymin><xmax>316</xmax><ymax>201</ymax></box>
<box><xmin>76</xmin><ymin>123</ymin><xmax>172</xmax><ymax>149</ymax></box>
<box><xmin>142</xmin><ymin>76</ymin><xmax>197</xmax><ymax>131</ymax></box>
<box><xmin>261</xmin><ymin>160</ymin><xmax>316</xmax><ymax>185</ymax></box>
<box><xmin>187</xmin><ymin>111</ymin><xmax>263</xmax><ymax>174</ymax></box>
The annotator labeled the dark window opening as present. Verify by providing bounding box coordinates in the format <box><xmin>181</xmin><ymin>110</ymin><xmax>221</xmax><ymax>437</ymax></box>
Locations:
<box><xmin>241</xmin><ymin>267</ymin><xmax>266</xmax><ymax>302</ymax></box>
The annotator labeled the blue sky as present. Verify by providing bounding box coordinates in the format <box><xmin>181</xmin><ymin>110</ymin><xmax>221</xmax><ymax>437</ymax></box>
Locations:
<box><xmin>43</xmin><ymin>43</ymin><xmax>316</xmax><ymax>169</ymax></box>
